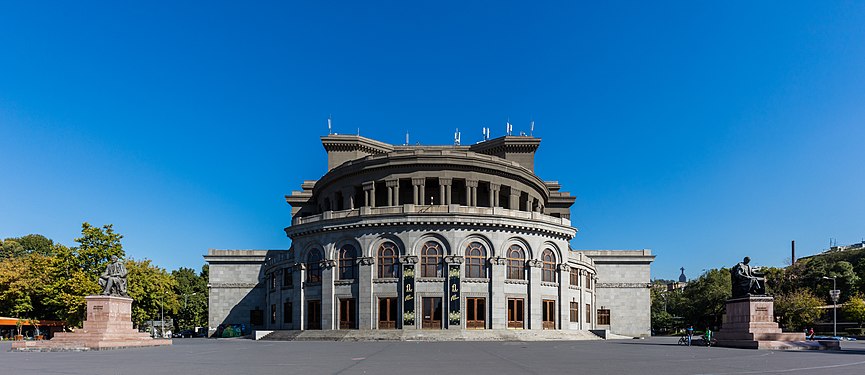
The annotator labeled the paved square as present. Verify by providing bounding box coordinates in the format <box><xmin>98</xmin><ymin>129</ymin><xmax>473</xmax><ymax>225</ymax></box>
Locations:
<box><xmin>2</xmin><ymin>337</ymin><xmax>865</xmax><ymax>375</ymax></box>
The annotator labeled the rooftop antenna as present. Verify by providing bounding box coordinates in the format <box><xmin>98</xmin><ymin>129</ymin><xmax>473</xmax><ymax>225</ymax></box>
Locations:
<box><xmin>482</xmin><ymin>126</ymin><xmax>490</xmax><ymax>141</ymax></box>
<box><xmin>405</xmin><ymin>131</ymin><xmax>409</xmax><ymax>146</ymax></box>
<box><xmin>530</xmin><ymin>119</ymin><xmax>535</xmax><ymax>136</ymax></box>
<box><xmin>327</xmin><ymin>114</ymin><xmax>333</xmax><ymax>135</ymax></box>
<box><xmin>506</xmin><ymin>117</ymin><xmax>512</xmax><ymax>136</ymax></box>
<box><xmin>454</xmin><ymin>128</ymin><xmax>461</xmax><ymax>145</ymax></box>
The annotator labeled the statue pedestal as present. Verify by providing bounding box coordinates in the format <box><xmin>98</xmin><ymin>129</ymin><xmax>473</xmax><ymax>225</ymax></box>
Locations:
<box><xmin>12</xmin><ymin>296</ymin><xmax>172</xmax><ymax>351</ymax></box>
<box><xmin>715</xmin><ymin>296</ymin><xmax>837</xmax><ymax>350</ymax></box>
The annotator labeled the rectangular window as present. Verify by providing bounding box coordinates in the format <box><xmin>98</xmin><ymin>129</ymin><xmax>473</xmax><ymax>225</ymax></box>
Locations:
<box><xmin>570</xmin><ymin>269</ymin><xmax>579</xmax><ymax>286</ymax></box>
<box><xmin>598</xmin><ymin>309</ymin><xmax>611</xmax><ymax>325</ymax></box>
<box><xmin>570</xmin><ymin>302</ymin><xmax>579</xmax><ymax>322</ymax></box>
<box><xmin>283</xmin><ymin>301</ymin><xmax>293</xmax><ymax>324</ymax></box>
<box><xmin>270</xmin><ymin>274</ymin><xmax>277</xmax><ymax>290</ymax></box>
<box><xmin>586</xmin><ymin>273</ymin><xmax>592</xmax><ymax>289</ymax></box>
<box><xmin>283</xmin><ymin>269</ymin><xmax>293</xmax><ymax>288</ymax></box>
<box><xmin>271</xmin><ymin>304</ymin><xmax>276</xmax><ymax>324</ymax></box>
<box><xmin>586</xmin><ymin>304</ymin><xmax>592</xmax><ymax>324</ymax></box>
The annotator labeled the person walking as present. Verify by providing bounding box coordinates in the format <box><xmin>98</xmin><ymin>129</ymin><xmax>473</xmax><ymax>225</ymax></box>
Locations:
<box><xmin>808</xmin><ymin>327</ymin><xmax>815</xmax><ymax>341</ymax></box>
<box><xmin>687</xmin><ymin>325</ymin><xmax>694</xmax><ymax>346</ymax></box>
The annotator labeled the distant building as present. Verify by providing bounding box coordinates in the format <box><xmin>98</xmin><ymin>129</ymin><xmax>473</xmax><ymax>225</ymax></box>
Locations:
<box><xmin>206</xmin><ymin>133</ymin><xmax>655</xmax><ymax>337</ymax></box>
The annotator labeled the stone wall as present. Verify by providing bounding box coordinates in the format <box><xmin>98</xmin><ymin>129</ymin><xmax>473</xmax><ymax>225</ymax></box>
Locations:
<box><xmin>204</xmin><ymin>250</ymin><xmax>268</xmax><ymax>337</ymax></box>
<box><xmin>583</xmin><ymin>250</ymin><xmax>654</xmax><ymax>338</ymax></box>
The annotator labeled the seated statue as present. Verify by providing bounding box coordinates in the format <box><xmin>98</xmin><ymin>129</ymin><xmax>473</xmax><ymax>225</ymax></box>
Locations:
<box><xmin>99</xmin><ymin>255</ymin><xmax>129</xmax><ymax>297</ymax></box>
<box><xmin>730</xmin><ymin>256</ymin><xmax>766</xmax><ymax>298</ymax></box>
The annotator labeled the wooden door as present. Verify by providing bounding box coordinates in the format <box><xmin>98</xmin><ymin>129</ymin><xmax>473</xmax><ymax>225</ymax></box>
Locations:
<box><xmin>307</xmin><ymin>300</ymin><xmax>321</xmax><ymax>330</ymax></box>
<box><xmin>466</xmin><ymin>298</ymin><xmax>486</xmax><ymax>329</ymax></box>
<box><xmin>422</xmin><ymin>297</ymin><xmax>442</xmax><ymax>329</ymax></box>
<box><xmin>339</xmin><ymin>298</ymin><xmax>356</xmax><ymax>329</ymax></box>
<box><xmin>507</xmin><ymin>298</ymin><xmax>524</xmax><ymax>329</ymax></box>
<box><xmin>542</xmin><ymin>299</ymin><xmax>555</xmax><ymax>330</ymax></box>
<box><xmin>378</xmin><ymin>297</ymin><xmax>397</xmax><ymax>329</ymax></box>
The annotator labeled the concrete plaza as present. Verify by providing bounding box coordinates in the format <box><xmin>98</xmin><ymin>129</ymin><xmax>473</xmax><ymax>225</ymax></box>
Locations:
<box><xmin>2</xmin><ymin>337</ymin><xmax>865</xmax><ymax>375</ymax></box>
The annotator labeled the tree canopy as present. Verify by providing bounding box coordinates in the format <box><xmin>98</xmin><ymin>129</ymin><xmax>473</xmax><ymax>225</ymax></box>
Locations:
<box><xmin>0</xmin><ymin>224</ymin><xmax>208</xmax><ymax>332</ymax></box>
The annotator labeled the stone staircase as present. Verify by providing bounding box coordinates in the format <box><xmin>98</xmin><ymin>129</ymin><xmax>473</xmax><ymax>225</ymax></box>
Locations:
<box><xmin>260</xmin><ymin>329</ymin><xmax>605</xmax><ymax>342</ymax></box>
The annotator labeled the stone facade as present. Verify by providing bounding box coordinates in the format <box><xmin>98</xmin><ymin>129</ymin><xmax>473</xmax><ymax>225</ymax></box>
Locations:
<box><xmin>206</xmin><ymin>134</ymin><xmax>654</xmax><ymax>337</ymax></box>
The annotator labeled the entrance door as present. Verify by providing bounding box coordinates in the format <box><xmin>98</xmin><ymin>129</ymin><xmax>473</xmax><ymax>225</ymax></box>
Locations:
<box><xmin>307</xmin><ymin>300</ymin><xmax>321</xmax><ymax>330</ymax></box>
<box><xmin>379</xmin><ymin>297</ymin><xmax>398</xmax><ymax>329</ymax></box>
<box><xmin>466</xmin><ymin>297</ymin><xmax>486</xmax><ymax>329</ymax></box>
<box><xmin>339</xmin><ymin>298</ymin><xmax>357</xmax><ymax>329</ymax></box>
<box><xmin>542</xmin><ymin>299</ymin><xmax>555</xmax><ymax>329</ymax></box>
<box><xmin>422</xmin><ymin>297</ymin><xmax>442</xmax><ymax>329</ymax></box>
<box><xmin>507</xmin><ymin>298</ymin><xmax>524</xmax><ymax>329</ymax></box>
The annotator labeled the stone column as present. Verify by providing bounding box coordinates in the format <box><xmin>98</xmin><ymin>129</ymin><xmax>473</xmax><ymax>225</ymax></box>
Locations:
<box><xmin>419</xmin><ymin>183</ymin><xmax>426</xmax><ymax>206</ymax></box>
<box><xmin>321</xmin><ymin>259</ymin><xmax>336</xmax><ymax>330</ymax></box>
<box><xmin>490</xmin><ymin>257</ymin><xmax>507</xmax><ymax>329</ymax></box>
<box><xmin>411</xmin><ymin>178</ymin><xmax>425</xmax><ymax>205</ymax></box>
<box><xmin>298</xmin><ymin>263</ymin><xmax>307</xmax><ymax>330</ymax></box>
<box><xmin>490</xmin><ymin>183</ymin><xmax>500</xmax><ymax>208</ymax></box>
<box><xmin>465</xmin><ymin>180</ymin><xmax>478</xmax><ymax>207</ymax></box>
<box><xmin>528</xmin><ymin>259</ymin><xmax>543</xmax><ymax>329</ymax></box>
<box><xmin>358</xmin><ymin>257</ymin><xmax>375</xmax><ymax>329</ymax></box>
<box><xmin>363</xmin><ymin>182</ymin><xmax>375</xmax><ymax>207</ymax></box>
<box><xmin>558</xmin><ymin>264</ymin><xmax>570</xmax><ymax>330</ymax></box>
<box><xmin>439</xmin><ymin>178</ymin><xmax>452</xmax><ymax>205</ymax></box>
<box><xmin>510</xmin><ymin>188</ymin><xmax>521</xmax><ymax>211</ymax></box>
<box><xmin>385</xmin><ymin>179</ymin><xmax>399</xmax><ymax>206</ymax></box>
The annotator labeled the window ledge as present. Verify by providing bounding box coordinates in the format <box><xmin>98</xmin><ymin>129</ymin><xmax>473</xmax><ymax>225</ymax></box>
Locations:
<box><xmin>504</xmin><ymin>279</ymin><xmax>528</xmax><ymax>285</ymax></box>
<box><xmin>335</xmin><ymin>279</ymin><xmax>356</xmax><ymax>286</ymax></box>
<box><xmin>373</xmin><ymin>278</ymin><xmax>399</xmax><ymax>284</ymax></box>
<box><xmin>541</xmin><ymin>282</ymin><xmax>559</xmax><ymax>287</ymax></box>
<box><xmin>463</xmin><ymin>278</ymin><xmax>490</xmax><ymax>283</ymax></box>
<box><xmin>418</xmin><ymin>277</ymin><xmax>446</xmax><ymax>283</ymax></box>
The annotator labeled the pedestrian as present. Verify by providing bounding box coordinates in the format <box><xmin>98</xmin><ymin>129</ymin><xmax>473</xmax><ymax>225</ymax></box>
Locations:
<box><xmin>808</xmin><ymin>327</ymin><xmax>815</xmax><ymax>341</ymax></box>
<box><xmin>705</xmin><ymin>327</ymin><xmax>712</xmax><ymax>346</ymax></box>
<box><xmin>687</xmin><ymin>325</ymin><xmax>694</xmax><ymax>346</ymax></box>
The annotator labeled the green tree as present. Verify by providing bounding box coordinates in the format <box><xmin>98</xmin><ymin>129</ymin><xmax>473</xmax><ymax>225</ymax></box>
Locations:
<box><xmin>126</xmin><ymin>258</ymin><xmax>179</xmax><ymax>329</ymax></box>
<box><xmin>171</xmin><ymin>265</ymin><xmax>208</xmax><ymax>331</ymax></box>
<box><xmin>774</xmin><ymin>289</ymin><xmax>823</xmax><ymax>331</ymax></box>
<box><xmin>843</xmin><ymin>294</ymin><xmax>865</xmax><ymax>328</ymax></box>
<box><xmin>680</xmin><ymin>268</ymin><xmax>731</xmax><ymax>329</ymax></box>
<box><xmin>0</xmin><ymin>238</ymin><xmax>25</xmax><ymax>259</ymax></box>
<box><xmin>73</xmin><ymin>222</ymin><xmax>125</xmax><ymax>277</ymax></box>
<box><xmin>0</xmin><ymin>253</ymin><xmax>56</xmax><ymax>318</ymax></box>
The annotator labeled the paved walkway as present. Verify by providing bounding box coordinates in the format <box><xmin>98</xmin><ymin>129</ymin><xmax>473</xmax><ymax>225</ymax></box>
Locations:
<box><xmin>2</xmin><ymin>337</ymin><xmax>865</xmax><ymax>375</ymax></box>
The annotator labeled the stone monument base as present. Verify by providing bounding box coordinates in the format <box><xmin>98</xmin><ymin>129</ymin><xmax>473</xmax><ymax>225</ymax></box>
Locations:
<box><xmin>12</xmin><ymin>295</ymin><xmax>171</xmax><ymax>351</ymax></box>
<box><xmin>715</xmin><ymin>296</ymin><xmax>838</xmax><ymax>350</ymax></box>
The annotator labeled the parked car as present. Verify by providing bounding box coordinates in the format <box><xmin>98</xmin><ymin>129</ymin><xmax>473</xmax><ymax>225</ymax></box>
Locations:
<box><xmin>174</xmin><ymin>329</ymin><xmax>196</xmax><ymax>338</ymax></box>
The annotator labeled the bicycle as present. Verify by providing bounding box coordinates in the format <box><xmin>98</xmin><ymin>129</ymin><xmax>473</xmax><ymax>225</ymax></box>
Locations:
<box><xmin>677</xmin><ymin>335</ymin><xmax>690</xmax><ymax>345</ymax></box>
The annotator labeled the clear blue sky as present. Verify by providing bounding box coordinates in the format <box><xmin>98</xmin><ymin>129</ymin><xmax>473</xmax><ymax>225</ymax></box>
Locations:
<box><xmin>2</xmin><ymin>2</ymin><xmax>864</xmax><ymax>280</ymax></box>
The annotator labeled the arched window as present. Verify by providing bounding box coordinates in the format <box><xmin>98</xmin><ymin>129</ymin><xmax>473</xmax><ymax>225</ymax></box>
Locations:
<box><xmin>465</xmin><ymin>242</ymin><xmax>487</xmax><ymax>278</ymax></box>
<box><xmin>507</xmin><ymin>245</ymin><xmax>525</xmax><ymax>280</ymax></box>
<box><xmin>421</xmin><ymin>241</ymin><xmax>443</xmax><ymax>277</ymax></box>
<box><xmin>338</xmin><ymin>245</ymin><xmax>357</xmax><ymax>280</ymax></box>
<box><xmin>542</xmin><ymin>249</ymin><xmax>556</xmax><ymax>282</ymax></box>
<box><xmin>306</xmin><ymin>249</ymin><xmax>323</xmax><ymax>283</ymax></box>
<box><xmin>377</xmin><ymin>242</ymin><xmax>399</xmax><ymax>278</ymax></box>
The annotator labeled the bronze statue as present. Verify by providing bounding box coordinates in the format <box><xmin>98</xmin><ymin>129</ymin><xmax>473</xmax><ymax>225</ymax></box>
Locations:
<box><xmin>99</xmin><ymin>255</ymin><xmax>129</xmax><ymax>297</ymax></box>
<box><xmin>731</xmin><ymin>256</ymin><xmax>766</xmax><ymax>298</ymax></box>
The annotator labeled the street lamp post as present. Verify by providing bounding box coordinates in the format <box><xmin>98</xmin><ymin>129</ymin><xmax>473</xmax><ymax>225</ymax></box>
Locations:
<box><xmin>823</xmin><ymin>276</ymin><xmax>839</xmax><ymax>337</ymax></box>
<box><xmin>160</xmin><ymin>290</ymin><xmax>165</xmax><ymax>339</ymax></box>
